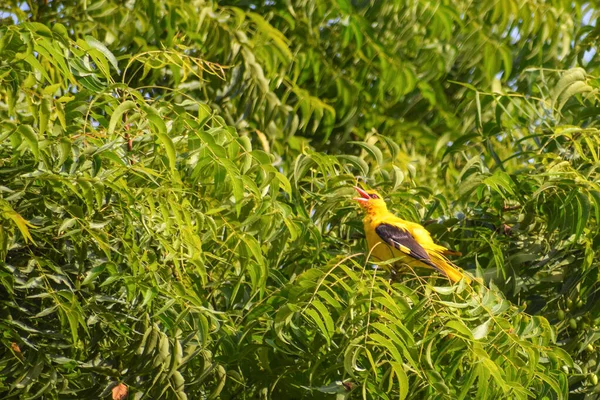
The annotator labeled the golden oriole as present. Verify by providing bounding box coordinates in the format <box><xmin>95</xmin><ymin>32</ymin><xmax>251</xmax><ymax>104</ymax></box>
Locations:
<box><xmin>354</xmin><ymin>186</ymin><xmax>471</xmax><ymax>284</ymax></box>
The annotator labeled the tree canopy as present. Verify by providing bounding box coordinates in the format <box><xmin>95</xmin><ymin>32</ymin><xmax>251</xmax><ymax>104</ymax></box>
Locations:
<box><xmin>1</xmin><ymin>1</ymin><xmax>599</xmax><ymax>399</ymax></box>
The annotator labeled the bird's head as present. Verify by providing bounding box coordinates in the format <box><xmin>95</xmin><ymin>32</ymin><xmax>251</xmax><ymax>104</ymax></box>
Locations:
<box><xmin>353</xmin><ymin>186</ymin><xmax>388</xmax><ymax>215</ymax></box>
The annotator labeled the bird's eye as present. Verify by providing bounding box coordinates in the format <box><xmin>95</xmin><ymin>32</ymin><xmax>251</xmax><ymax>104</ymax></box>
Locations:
<box><xmin>370</xmin><ymin>194</ymin><xmax>379</xmax><ymax>199</ymax></box>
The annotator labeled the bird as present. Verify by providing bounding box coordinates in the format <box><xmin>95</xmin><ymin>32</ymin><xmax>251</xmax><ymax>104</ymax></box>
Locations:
<box><xmin>353</xmin><ymin>186</ymin><xmax>471</xmax><ymax>284</ymax></box>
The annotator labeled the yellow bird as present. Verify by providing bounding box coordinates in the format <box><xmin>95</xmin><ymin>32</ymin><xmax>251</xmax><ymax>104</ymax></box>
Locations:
<box><xmin>353</xmin><ymin>186</ymin><xmax>471</xmax><ymax>284</ymax></box>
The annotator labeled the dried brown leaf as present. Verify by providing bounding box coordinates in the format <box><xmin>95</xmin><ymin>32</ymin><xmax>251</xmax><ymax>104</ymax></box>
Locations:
<box><xmin>112</xmin><ymin>383</ymin><xmax>128</xmax><ymax>400</ymax></box>
<box><xmin>10</xmin><ymin>342</ymin><xmax>21</xmax><ymax>354</ymax></box>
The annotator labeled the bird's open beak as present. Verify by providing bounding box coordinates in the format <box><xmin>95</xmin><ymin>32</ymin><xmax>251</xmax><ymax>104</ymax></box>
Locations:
<box><xmin>353</xmin><ymin>186</ymin><xmax>370</xmax><ymax>204</ymax></box>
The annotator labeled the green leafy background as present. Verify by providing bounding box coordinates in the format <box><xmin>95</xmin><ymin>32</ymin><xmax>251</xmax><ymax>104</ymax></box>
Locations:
<box><xmin>1</xmin><ymin>1</ymin><xmax>599</xmax><ymax>399</ymax></box>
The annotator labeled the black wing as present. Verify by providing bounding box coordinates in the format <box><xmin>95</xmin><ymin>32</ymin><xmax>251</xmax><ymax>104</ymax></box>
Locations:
<box><xmin>374</xmin><ymin>223</ymin><xmax>438</xmax><ymax>269</ymax></box>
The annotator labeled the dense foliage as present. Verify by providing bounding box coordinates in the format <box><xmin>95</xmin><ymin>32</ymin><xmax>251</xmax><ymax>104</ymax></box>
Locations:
<box><xmin>1</xmin><ymin>0</ymin><xmax>599</xmax><ymax>398</ymax></box>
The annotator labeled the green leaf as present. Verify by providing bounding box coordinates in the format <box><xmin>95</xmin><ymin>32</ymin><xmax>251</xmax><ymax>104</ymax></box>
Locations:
<box><xmin>391</xmin><ymin>166</ymin><xmax>404</xmax><ymax>191</ymax></box>
<box><xmin>82</xmin><ymin>264</ymin><xmax>106</xmax><ymax>285</ymax></box>
<box><xmin>390</xmin><ymin>361</ymin><xmax>409</xmax><ymax>400</ymax></box>
<box><xmin>58</xmin><ymin>217</ymin><xmax>77</xmax><ymax>234</ymax></box>
<box><xmin>472</xmin><ymin>319</ymin><xmax>491</xmax><ymax>340</ymax></box>
<box><xmin>348</xmin><ymin>141</ymin><xmax>384</xmax><ymax>166</ymax></box>
<box><xmin>1</xmin><ymin>201</ymin><xmax>35</xmax><ymax>243</ymax></box>
<box><xmin>85</xmin><ymin>36</ymin><xmax>120</xmax><ymax>73</ymax></box>
<box><xmin>446</xmin><ymin>320</ymin><xmax>474</xmax><ymax>339</ymax></box>
<box><xmin>311</xmin><ymin>299</ymin><xmax>334</xmax><ymax>336</ymax></box>
<box><xmin>108</xmin><ymin>101</ymin><xmax>136</xmax><ymax>135</ymax></box>
<box><xmin>143</xmin><ymin>105</ymin><xmax>176</xmax><ymax>171</ymax></box>
<box><xmin>552</xmin><ymin>68</ymin><xmax>586</xmax><ymax>105</ymax></box>
<box><xmin>17</xmin><ymin>125</ymin><xmax>39</xmax><ymax>159</ymax></box>
<box><xmin>218</xmin><ymin>158</ymin><xmax>243</xmax><ymax>214</ymax></box>
<box><xmin>557</xmin><ymin>81</ymin><xmax>593</xmax><ymax>111</ymax></box>
<box><xmin>305</xmin><ymin>307</ymin><xmax>330</xmax><ymax>345</ymax></box>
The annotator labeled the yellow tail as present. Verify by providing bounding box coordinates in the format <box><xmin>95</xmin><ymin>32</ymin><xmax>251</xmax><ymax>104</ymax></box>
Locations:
<box><xmin>429</xmin><ymin>253</ymin><xmax>471</xmax><ymax>284</ymax></box>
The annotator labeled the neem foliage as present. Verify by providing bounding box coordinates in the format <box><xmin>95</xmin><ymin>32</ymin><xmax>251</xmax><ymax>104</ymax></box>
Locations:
<box><xmin>1</xmin><ymin>1</ymin><xmax>599</xmax><ymax>399</ymax></box>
